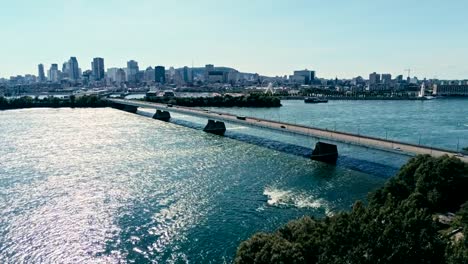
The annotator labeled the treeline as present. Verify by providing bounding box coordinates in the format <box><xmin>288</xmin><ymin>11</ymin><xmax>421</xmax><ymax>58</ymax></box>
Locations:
<box><xmin>235</xmin><ymin>155</ymin><xmax>468</xmax><ymax>264</ymax></box>
<box><xmin>299</xmin><ymin>87</ymin><xmax>419</xmax><ymax>98</ymax></box>
<box><xmin>0</xmin><ymin>95</ymin><xmax>108</xmax><ymax>110</ymax></box>
<box><xmin>145</xmin><ymin>94</ymin><xmax>282</xmax><ymax>107</ymax></box>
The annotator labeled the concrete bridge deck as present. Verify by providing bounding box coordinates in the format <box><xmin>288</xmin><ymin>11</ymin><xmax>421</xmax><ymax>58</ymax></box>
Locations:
<box><xmin>108</xmin><ymin>98</ymin><xmax>468</xmax><ymax>163</ymax></box>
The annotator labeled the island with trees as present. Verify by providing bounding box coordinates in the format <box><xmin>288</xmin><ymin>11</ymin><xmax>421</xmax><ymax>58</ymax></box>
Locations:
<box><xmin>0</xmin><ymin>95</ymin><xmax>108</xmax><ymax>110</ymax></box>
<box><xmin>145</xmin><ymin>94</ymin><xmax>282</xmax><ymax>107</ymax></box>
<box><xmin>235</xmin><ymin>155</ymin><xmax>468</xmax><ymax>264</ymax></box>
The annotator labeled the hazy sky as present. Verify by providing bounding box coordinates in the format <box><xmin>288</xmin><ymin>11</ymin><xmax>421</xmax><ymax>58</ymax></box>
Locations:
<box><xmin>1</xmin><ymin>0</ymin><xmax>468</xmax><ymax>79</ymax></box>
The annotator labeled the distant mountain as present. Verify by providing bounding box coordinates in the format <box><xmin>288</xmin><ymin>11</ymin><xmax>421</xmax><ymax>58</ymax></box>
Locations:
<box><xmin>175</xmin><ymin>66</ymin><xmax>235</xmax><ymax>74</ymax></box>
<box><xmin>173</xmin><ymin>66</ymin><xmax>260</xmax><ymax>80</ymax></box>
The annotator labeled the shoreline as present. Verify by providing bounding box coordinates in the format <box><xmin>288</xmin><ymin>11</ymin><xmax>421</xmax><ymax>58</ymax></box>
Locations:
<box><xmin>281</xmin><ymin>95</ymin><xmax>468</xmax><ymax>100</ymax></box>
<box><xmin>281</xmin><ymin>96</ymin><xmax>434</xmax><ymax>101</ymax></box>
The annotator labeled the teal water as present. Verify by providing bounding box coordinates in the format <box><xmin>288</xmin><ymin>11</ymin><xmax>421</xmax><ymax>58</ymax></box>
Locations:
<box><xmin>203</xmin><ymin>98</ymin><xmax>468</xmax><ymax>151</ymax></box>
<box><xmin>1</xmin><ymin>98</ymin><xmax>466</xmax><ymax>263</ymax></box>
<box><xmin>0</xmin><ymin>108</ymin><xmax>384</xmax><ymax>263</ymax></box>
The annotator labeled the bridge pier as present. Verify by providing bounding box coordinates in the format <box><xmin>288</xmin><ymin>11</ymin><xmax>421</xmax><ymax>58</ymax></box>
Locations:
<box><xmin>123</xmin><ymin>105</ymin><xmax>138</xmax><ymax>113</ymax></box>
<box><xmin>153</xmin><ymin>110</ymin><xmax>171</xmax><ymax>121</ymax></box>
<box><xmin>311</xmin><ymin>142</ymin><xmax>338</xmax><ymax>164</ymax></box>
<box><xmin>111</xmin><ymin>103</ymin><xmax>138</xmax><ymax>113</ymax></box>
<box><xmin>203</xmin><ymin>120</ymin><xmax>226</xmax><ymax>136</ymax></box>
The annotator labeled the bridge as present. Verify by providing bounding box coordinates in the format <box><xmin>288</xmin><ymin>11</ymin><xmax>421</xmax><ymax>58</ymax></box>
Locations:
<box><xmin>108</xmin><ymin>98</ymin><xmax>468</xmax><ymax>163</ymax></box>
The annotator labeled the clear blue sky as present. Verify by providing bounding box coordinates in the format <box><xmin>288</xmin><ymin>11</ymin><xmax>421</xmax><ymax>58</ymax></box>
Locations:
<box><xmin>1</xmin><ymin>0</ymin><xmax>468</xmax><ymax>79</ymax></box>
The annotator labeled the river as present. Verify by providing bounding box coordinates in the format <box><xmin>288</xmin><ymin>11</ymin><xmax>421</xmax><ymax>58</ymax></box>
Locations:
<box><xmin>201</xmin><ymin>98</ymin><xmax>468</xmax><ymax>151</ymax></box>
<box><xmin>0</xmin><ymin>98</ymin><xmax>466</xmax><ymax>263</ymax></box>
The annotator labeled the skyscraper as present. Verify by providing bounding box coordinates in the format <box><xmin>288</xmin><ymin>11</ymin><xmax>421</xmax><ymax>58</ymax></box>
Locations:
<box><xmin>62</xmin><ymin>62</ymin><xmax>69</xmax><ymax>77</ymax></box>
<box><xmin>91</xmin><ymin>57</ymin><xmax>105</xmax><ymax>81</ymax></box>
<box><xmin>368</xmin><ymin>72</ymin><xmax>381</xmax><ymax>91</ymax></box>
<box><xmin>126</xmin><ymin>60</ymin><xmax>139</xmax><ymax>83</ymax></box>
<box><xmin>144</xmin><ymin>67</ymin><xmax>155</xmax><ymax>82</ymax></box>
<box><xmin>293</xmin><ymin>69</ymin><xmax>314</xmax><ymax>84</ymax></box>
<box><xmin>155</xmin><ymin>66</ymin><xmax>166</xmax><ymax>84</ymax></box>
<box><xmin>48</xmin><ymin>64</ymin><xmax>60</xmax><ymax>82</ymax></box>
<box><xmin>82</xmin><ymin>70</ymin><xmax>93</xmax><ymax>83</ymax></box>
<box><xmin>381</xmin><ymin>74</ymin><xmax>392</xmax><ymax>84</ymax></box>
<box><xmin>115</xmin><ymin>68</ymin><xmax>126</xmax><ymax>83</ymax></box>
<box><xmin>68</xmin><ymin>57</ymin><xmax>80</xmax><ymax>81</ymax></box>
<box><xmin>37</xmin><ymin>64</ymin><xmax>46</xmax><ymax>82</ymax></box>
<box><xmin>183</xmin><ymin>66</ymin><xmax>192</xmax><ymax>84</ymax></box>
<box><xmin>106</xmin><ymin>68</ymin><xmax>119</xmax><ymax>82</ymax></box>
<box><xmin>204</xmin><ymin>64</ymin><xmax>214</xmax><ymax>80</ymax></box>
<box><xmin>369</xmin><ymin>72</ymin><xmax>380</xmax><ymax>84</ymax></box>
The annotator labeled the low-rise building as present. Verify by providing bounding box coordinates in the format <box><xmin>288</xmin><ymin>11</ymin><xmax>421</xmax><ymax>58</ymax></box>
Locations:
<box><xmin>289</xmin><ymin>74</ymin><xmax>306</xmax><ymax>84</ymax></box>
<box><xmin>290</xmin><ymin>69</ymin><xmax>315</xmax><ymax>84</ymax></box>
<box><xmin>207</xmin><ymin>71</ymin><xmax>226</xmax><ymax>83</ymax></box>
<box><xmin>433</xmin><ymin>84</ymin><xmax>468</xmax><ymax>96</ymax></box>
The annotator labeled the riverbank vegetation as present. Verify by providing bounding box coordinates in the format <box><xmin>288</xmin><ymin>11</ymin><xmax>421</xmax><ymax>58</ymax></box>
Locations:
<box><xmin>145</xmin><ymin>94</ymin><xmax>281</xmax><ymax>107</ymax></box>
<box><xmin>296</xmin><ymin>88</ymin><xmax>422</xmax><ymax>100</ymax></box>
<box><xmin>0</xmin><ymin>95</ymin><xmax>108</xmax><ymax>110</ymax></box>
<box><xmin>235</xmin><ymin>155</ymin><xmax>468</xmax><ymax>264</ymax></box>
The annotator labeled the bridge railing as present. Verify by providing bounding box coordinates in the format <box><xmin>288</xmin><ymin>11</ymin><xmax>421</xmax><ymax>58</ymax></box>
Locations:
<box><xmin>108</xmin><ymin>99</ymin><xmax>465</xmax><ymax>156</ymax></box>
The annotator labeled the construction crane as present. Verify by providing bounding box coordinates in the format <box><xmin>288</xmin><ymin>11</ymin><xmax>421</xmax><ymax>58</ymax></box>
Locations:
<box><xmin>404</xmin><ymin>68</ymin><xmax>411</xmax><ymax>79</ymax></box>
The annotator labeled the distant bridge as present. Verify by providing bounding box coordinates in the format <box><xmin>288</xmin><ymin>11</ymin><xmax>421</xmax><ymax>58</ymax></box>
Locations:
<box><xmin>108</xmin><ymin>98</ymin><xmax>468</xmax><ymax>163</ymax></box>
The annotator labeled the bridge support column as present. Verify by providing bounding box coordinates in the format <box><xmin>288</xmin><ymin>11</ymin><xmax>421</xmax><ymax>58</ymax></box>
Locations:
<box><xmin>122</xmin><ymin>105</ymin><xmax>138</xmax><ymax>113</ymax></box>
<box><xmin>203</xmin><ymin>120</ymin><xmax>226</xmax><ymax>136</ymax></box>
<box><xmin>311</xmin><ymin>142</ymin><xmax>338</xmax><ymax>164</ymax></box>
<box><xmin>153</xmin><ymin>110</ymin><xmax>171</xmax><ymax>121</ymax></box>
<box><xmin>111</xmin><ymin>103</ymin><xmax>138</xmax><ymax>113</ymax></box>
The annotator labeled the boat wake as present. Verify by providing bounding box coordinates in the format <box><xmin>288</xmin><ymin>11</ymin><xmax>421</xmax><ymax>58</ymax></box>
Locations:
<box><xmin>263</xmin><ymin>187</ymin><xmax>333</xmax><ymax>216</ymax></box>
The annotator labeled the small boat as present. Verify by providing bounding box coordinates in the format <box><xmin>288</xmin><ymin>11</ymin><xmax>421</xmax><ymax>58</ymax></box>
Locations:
<box><xmin>304</xmin><ymin>97</ymin><xmax>328</xmax><ymax>103</ymax></box>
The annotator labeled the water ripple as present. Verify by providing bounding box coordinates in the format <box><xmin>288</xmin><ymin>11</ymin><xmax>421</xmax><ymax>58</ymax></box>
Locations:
<box><xmin>0</xmin><ymin>108</ymin><xmax>386</xmax><ymax>263</ymax></box>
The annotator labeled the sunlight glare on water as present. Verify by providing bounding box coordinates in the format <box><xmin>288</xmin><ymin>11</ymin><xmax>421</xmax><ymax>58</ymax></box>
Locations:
<box><xmin>0</xmin><ymin>108</ymin><xmax>386</xmax><ymax>263</ymax></box>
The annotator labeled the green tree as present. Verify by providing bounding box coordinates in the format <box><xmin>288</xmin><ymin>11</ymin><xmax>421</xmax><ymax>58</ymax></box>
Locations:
<box><xmin>236</xmin><ymin>155</ymin><xmax>468</xmax><ymax>264</ymax></box>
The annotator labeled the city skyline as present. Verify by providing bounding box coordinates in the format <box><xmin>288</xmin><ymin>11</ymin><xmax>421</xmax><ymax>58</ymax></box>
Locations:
<box><xmin>1</xmin><ymin>0</ymin><xmax>468</xmax><ymax>79</ymax></box>
<box><xmin>3</xmin><ymin>56</ymin><xmax>467</xmax><ymax>81</ymax></box>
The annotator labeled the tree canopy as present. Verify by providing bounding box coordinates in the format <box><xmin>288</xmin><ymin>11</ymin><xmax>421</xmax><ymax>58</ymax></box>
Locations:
<box><xmin>145</xmin><ymin>94</ymin><xmax>281</xmax><ymax>107</ymax></box>
<box><xmin>0</xmin><ymin>95</ymin><xmax>108</xmax><ymax>110</ymax></box>
<box><xmin>235</xmin><ymin>155</ymin><xmax>468</xmax><ymax>264</ymax></box>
